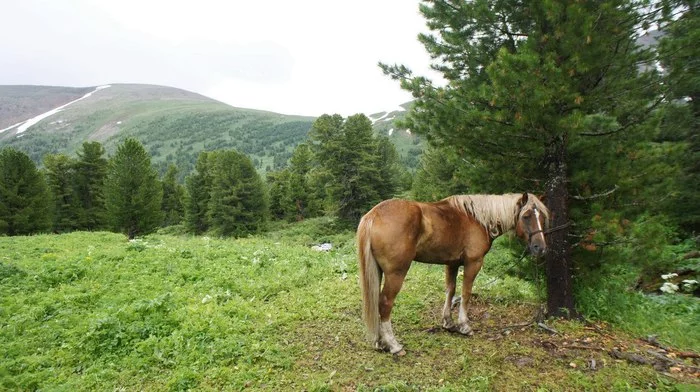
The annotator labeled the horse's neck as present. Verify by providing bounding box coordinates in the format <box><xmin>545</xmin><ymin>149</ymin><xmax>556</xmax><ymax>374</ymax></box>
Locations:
<box><xmin>458</xmin><ymin>194</ymin><xmax>520</xmax><ymax>238</ymax></box>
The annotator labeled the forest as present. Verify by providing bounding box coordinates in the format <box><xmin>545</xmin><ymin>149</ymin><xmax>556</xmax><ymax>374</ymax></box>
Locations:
<box><xmin>0</xmin><ymin>0</ymin><xmax>698</xmax><ymax>389</ymax></box>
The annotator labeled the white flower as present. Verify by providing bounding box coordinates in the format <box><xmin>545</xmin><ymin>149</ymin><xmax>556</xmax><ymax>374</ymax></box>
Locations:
<box><xmin>660</xmin><ymin>282</ymin><xmax>679</xmax><ymax>293</ymax></box>
<box><xmin>681</xmin><ymin>280</ymin><xmax>698</xmax><ymax>292</ymax></box>
<box><xmin>202</xmin><ymin>294</ymin><xmax>213</xmax><ymax>304</ymax></box>
<box><xmin>661</xmin><ymin>273</ymin><xmax>678</xmax><ymax>280</ymax></box>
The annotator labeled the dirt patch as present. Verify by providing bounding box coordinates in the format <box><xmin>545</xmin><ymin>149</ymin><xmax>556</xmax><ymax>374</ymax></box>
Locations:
<box><xmin>283</xmin><ymin>298</ymin><xmax>700</xmax><ymax>390</ymax></box>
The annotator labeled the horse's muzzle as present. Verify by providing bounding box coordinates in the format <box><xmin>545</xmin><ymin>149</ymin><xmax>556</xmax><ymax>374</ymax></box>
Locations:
<box><xmin>530</xmin><ymin>243</ymin><xmax>546</xmax><ymax>257</ymax></box>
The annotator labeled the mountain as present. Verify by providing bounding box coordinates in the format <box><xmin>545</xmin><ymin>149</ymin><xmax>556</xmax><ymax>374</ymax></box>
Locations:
<box><xmin>368</xmin><ymin>102</ymin><xmax>423</xmax><ymax>169</ymax></box>
<box><xmin>0</xmin><ymin>84</ymin><xmax>315</xmax><ymax>175</ymax></box>
<box><xmin>0</xmin><ymin>84</ymin><xmax>425</xmax><ymax>175</ymax></box>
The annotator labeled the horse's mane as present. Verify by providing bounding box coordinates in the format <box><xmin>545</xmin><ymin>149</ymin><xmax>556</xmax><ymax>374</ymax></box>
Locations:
<box><xmin>446</xmin><ymin>193</ymin><xmax>550</xmax><ymax>236</ymax></box>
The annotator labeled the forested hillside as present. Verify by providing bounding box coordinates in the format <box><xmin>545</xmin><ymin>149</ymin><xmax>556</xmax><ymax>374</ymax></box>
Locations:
<box><xmin>0</xmin><ymin>84</ymin><xmax>315</xmax><ymax>175</ymax></box>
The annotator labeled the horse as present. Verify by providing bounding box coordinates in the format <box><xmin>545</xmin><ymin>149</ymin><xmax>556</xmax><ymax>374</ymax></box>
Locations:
<box><xmin>357</xmin><ymin>193</ymin><xmax>549</xmax><ymax>355</ymax></box>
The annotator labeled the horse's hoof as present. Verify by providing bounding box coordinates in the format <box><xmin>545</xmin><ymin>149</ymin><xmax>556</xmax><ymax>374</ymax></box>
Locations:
<box><xmin>458</xmin><ymin>325</ymin><xmax>473</xmax><ymax>336</ymax></box>
<box><xmin>393</xmin><ymin>349</ymin><xmax>407</xmax><ymax>356</ymax></box>
<box><xmin>442</xmin><ymin>320</ymin><xmax>456</xmax><ymax>331</ymax></box>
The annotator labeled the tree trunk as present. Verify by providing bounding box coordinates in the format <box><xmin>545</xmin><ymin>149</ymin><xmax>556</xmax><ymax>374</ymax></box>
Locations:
<box><xmin>544</xmin><ymin>135</ymin><xmax>577</xmax><ymax>318</ymax></box>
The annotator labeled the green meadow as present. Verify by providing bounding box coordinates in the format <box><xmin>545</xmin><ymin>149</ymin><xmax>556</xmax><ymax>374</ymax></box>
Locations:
<box><xmin>1</xmin><ymin>219</ymin><xmax>698</xmax><ymax>391</ymax></box>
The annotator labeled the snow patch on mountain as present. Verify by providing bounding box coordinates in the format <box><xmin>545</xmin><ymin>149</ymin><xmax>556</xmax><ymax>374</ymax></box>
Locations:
<box><xmin>0</xmin><ymin>85</ymin><xmax>111</xmax><ymax>135</ymax></box>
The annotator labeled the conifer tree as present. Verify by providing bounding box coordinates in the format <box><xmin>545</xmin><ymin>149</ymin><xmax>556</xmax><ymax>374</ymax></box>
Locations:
<box><xmin>74</xmin><ymin>141</ymin><xmax>108</xmax><ymax>230</ymax></box>
<box><xmin>104</xmin><ymin>138</ymin><xmax>163</xmax><ymax>239</ymax></box>
<box><xmin>657</xmin><ymin>2</ymin><xmax>699</xmax><ymax>232</ymax></box>
<box><xmin>43</xmin><ymin>154</ymin><xmax>80</xmax><ymax>232</ymax></box>
<box><xmin>374</xmin><ymin>136</ymin><xmax>402</xmax><ymax>200</ymax></box>
<box><xmin>287</xmin><ymin>143</ymin><xmax>317</xmax><ymax>220</ymax></box>
<box><xmin>309</xmin><ymin>114</ymin><xmax>382</xmax><ymax>224</ymax></box>
<box><xmin>0</xmin><ymin>148</ymin><xmax>52</xmax><ymax>235</ymax></box>
<box><xmin>184</xmin><ymin>152</ymin><xmax>213</xmax><ymax>234</ymax></box>
<box><xmin>382</xmin><ymin>0</ymin><xmax>661</xmax><ymax>317</ymax></box>
<box><xmin>207</xmin><ymin>150</ymin><xmax>267</xmax><ymax>237</ymax></box>
<box><xmin>412</xmin><ymin>144</ymin><xmax>472</xmax><ymax>201</ymax></box>
<box><xmin>267</xmin><ymin>169</ymin><xmax>293</xmax><ymax>221</ymax></box>
<box><xmin>161</xmin><ymin>164</ymin><xmax>185</xmax><ymax>226</ymax></box>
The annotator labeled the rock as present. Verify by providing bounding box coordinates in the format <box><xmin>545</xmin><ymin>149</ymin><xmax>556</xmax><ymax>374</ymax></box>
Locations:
<box><xmin>311</xmin><ymin>243</ymin><xmax>333</xmax><ymax>251</ymax></box>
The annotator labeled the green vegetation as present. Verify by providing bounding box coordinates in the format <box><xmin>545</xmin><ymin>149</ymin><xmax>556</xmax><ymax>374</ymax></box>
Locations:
<box><xmin>0</xmin><ymin>224</ymin><xmax>697</xmax><ymax>391</ymax></box>
<box><xmin>0</xmin><ymin>84</ymin><xmax>315</xmax><ymax>175</ymax></box>
<box><xmin>382</xmin><ymin>0</ymin><xmax>699</xmax><ymax>322</ymax></box>
<box><xmin>161</xmin><ymin>165</ymin><xmax>186</xmax><ymax>227</ymax></box>
<box><xmin>43</xmin><ymin>153</ymin><xmax>81</xmax><ymax>232</ymax></box>
<box><xmin>183</xmin><ymin>150</ymin><xmax>267</xmax><ymax>237</ymax></box>
<box><xmin>74</xmin><ymin>141</ymin><xmax>109</xmax><ymax>230</ymax></box>
<box><xmin>0</xmin><ymin>2</ymin><xmax>698</xmax><ymax>389</ymax></box>
<box><xmin>0</xmin><ymin>148</ymin><xmax>51</xmax><ymax>235</ymax></box>
<box><xmin>206</xmin><ymin>150</ymin><xmax>267</xmax><ymax>237</ymax></box>
<box><xmin>308</xmin><ymin>114</ymin><xmax>402</xmax><ymax>224</ymax></box>
<box><xmin>105</xmin><ymin>138</ymin><xmax>163</xmax><ymax>239</ymax></box>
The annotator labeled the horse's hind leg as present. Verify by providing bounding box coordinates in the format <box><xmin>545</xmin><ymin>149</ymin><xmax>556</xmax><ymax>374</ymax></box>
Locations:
<box><xmin>442</xmin><ymin>264</ymin><xmax>460</xmax><ymax>331</ymax></box>
<box><xmin>377</xmin><ymin>269</ymin><xmax>409</xmax><ymax>355</ymax></box>
<box><xmin>457</xmin><ymin>256</ymin><xmax>484</xmax><ymax>335</ymax></box>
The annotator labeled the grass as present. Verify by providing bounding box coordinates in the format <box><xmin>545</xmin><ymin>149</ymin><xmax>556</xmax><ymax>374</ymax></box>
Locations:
<box><xmin>1</xmin><ymin>221</ymin><xmax>698</xmax><ymax>390</ymax></box>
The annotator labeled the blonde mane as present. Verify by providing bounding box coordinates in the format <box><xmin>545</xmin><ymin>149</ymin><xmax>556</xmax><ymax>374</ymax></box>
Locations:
<box><xmin>446</xmin><ymin>193</ymin><xmax>550</xmax><ymax>237</ymax></box>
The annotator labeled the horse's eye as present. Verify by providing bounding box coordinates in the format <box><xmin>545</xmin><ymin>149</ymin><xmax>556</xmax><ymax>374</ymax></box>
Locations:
<box><xmin>523</xmin><ymin>214</ymin><xmax>531</xmax><ymax>220</ymax></box>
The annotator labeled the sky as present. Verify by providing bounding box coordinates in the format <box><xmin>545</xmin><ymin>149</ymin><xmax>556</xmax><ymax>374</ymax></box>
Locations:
<box><xmin>0</xmin><ymin>0</ymin><xmax>441</xmax><ymax>117</ymax></box>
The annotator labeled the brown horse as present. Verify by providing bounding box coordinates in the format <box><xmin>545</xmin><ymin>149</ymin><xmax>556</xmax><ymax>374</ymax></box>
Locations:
<box><xmin>357</xmin><ymin>193</ymin><xmax>549</xmax><ymax>355</ymax></box>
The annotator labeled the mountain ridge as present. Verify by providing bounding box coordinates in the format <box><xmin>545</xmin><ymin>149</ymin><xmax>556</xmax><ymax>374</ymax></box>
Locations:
<box><xmin>0</xmin><ymin>83</ymin><xmax>421</xmax><ymax>173</ymax></box>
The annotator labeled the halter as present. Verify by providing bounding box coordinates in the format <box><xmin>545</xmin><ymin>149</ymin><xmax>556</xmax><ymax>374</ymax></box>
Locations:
<box><xmin>525</xmin><ymin>206</ymin><xmax>545</xmax><ymax>239</ymax></box>
<box><xmin>519</xmin><ymin>205</ymin><xmax>545</xmax><ymax>242</ymax></box>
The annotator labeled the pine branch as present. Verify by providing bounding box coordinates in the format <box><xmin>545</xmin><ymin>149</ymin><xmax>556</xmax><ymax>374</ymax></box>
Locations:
<box><xmin>579</xmin><ymin>94</ymin><xmax>666</xmax><ymax>137</ymax></box>
<box><xmin>572</xmin><ymin>185</ymin><xmax>619</xmax><ymax>200</ymax></box>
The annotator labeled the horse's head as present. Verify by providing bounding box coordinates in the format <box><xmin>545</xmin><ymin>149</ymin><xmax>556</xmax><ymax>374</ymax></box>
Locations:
<box><xmin>515</xmin><ymin>193</ymin><xmax>549</xmax><ymax>257</ymax></box>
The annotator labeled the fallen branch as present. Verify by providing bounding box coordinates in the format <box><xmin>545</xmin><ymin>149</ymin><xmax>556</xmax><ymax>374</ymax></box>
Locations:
<box><xmin>678</xmin><ymin>351</ymin><xmax>700</xmax><ymax>359</ymax></box>
<box><xmin>610</xmin><ymin>349</ymin><xmax>653</xmax><ymax>365</ymax></box>
<box><xmin>537</xmin><ymin>322</ymin><xmax>559</xmax><ymax>334</ymax></box>
<box><xmin>642</xmin><ymin>335</ymin><xmax>669</xmax><ymax>351</ymax></box>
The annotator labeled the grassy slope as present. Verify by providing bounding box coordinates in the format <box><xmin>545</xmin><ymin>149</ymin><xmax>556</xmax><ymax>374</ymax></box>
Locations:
<box><xmin>0</xmin><ymin>84</ymin><xmax>314</xmax><ymax>174</ymax></box>
<box><xmin>1</xmin><ymin>220</ymin><xmax>697</xmax><ymax>391</ymax></box>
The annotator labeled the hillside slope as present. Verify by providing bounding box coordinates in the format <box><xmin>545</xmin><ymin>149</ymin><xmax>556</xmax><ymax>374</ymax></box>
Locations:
<box><xmin>0</xmin><ymin>84</ymin><xmax>315</xmax><ymax>174</ymax></box>
<box><xmin>368</xmin><ymin>102</ymin><xmax>423</xmax><ymax>169</ymax></box>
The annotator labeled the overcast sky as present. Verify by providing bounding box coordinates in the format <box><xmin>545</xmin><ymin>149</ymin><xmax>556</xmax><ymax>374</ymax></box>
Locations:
<box><xmin>0</xmin><ymin>0</ymin><xmax>441</xmax><ymax>117</ymax></box>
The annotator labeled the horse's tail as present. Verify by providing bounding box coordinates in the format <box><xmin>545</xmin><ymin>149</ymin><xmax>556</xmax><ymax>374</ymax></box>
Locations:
<box><xmin>357</xmin><ymin>214</ymin><xmax>380</xmax><ymax>343</ymax></box>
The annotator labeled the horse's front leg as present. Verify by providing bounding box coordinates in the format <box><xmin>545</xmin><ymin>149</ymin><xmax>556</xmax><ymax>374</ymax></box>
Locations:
<box><xmin>442</xmin><ymin>264</ymin><xmax>460</xmax><ymax>331</ymax></box>
<box><xmin>457</xmin><ymin>256</ymin><xmax>484</xmax><ymax>335</ymax></box>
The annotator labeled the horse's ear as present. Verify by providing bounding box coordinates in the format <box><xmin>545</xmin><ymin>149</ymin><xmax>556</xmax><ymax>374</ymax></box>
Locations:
<box><xmin>517</xmin><ymin>192</ymin><xmax>528</xmax><ymax>209</ymax></box>
<box><xmin>537</xmin><ymin>193</ymin><xmax>547</xmax><ymax>205</ymax></box>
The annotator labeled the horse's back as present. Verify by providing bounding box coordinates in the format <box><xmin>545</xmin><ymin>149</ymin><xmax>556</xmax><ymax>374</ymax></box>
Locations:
<box><xmin>361</xmin><ymin>199</ymin><xmax>423</xmax><ymax>272</ymax></box>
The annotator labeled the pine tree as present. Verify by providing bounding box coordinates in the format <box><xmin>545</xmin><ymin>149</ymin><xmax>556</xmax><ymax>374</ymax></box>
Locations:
<box><xmin>657</xmin><ymin>2</ymin><xmax>699</xmax><ymax>232</ymax></box>
<box><xmin>74</xmin><ymin>141</ymin><xmax>108</xmax><ymax>230</ymax></box>
<box><xmin>161</xmin><ymin>164</ymin><xmax>185</xmax><ymax>226</ymax></box>
<box><xmin>374</xmin><ymin>136</ymin><xmax>403</xmax><ymax>200</ymax></box>
<box><xmin>104</xmin><ymin>138</ymin><xmax>163</xmax><ymax>239</ymax></box>
<box><xmin>267</xmin><ymin>169</ymin><xmax>293</xmax><ymax>221</ymax></box>
<box><xmin>0</xmin><ymin>148</ymin><xmax>52</xmax><ymax>235</ymax></box>
<box><xmin>382</xmin><ymin>0</ymin><xmax>661</xmax><ymax>317</ymax></box>
<box><xmin>184</xmin><ymin>152</ymin><xmax>213</xmax><ymax>234</ymax></box>
<box><xmin>309</xmin><ymin>114</ymin><xmax>382</xmax><ymax>224</ymax></box>
<box><xmin>207</xmin><ymin>150</ymin><xmax>267</xmax><ymax>237</ymax></box>
<box><xmin>287</xmin><ymin>143</ymin><xmax>317</xmax><ymax>220</ymax></box>
<box><xmin>43</xmin><ymin>154</ymin><xmax>80</xmax><ymax>232</ymax></box>
<box><xmin>412</xmin><ymin>144</ymin><xmax>472</xmax><ymax>201</ymax></box>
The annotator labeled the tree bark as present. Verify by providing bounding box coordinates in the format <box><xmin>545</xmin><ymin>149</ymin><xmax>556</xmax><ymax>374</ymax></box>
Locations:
<box><xmin>544</xmin><ymin>135</ymin><xmax>577</xmax><ymax>318</ymax></box>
